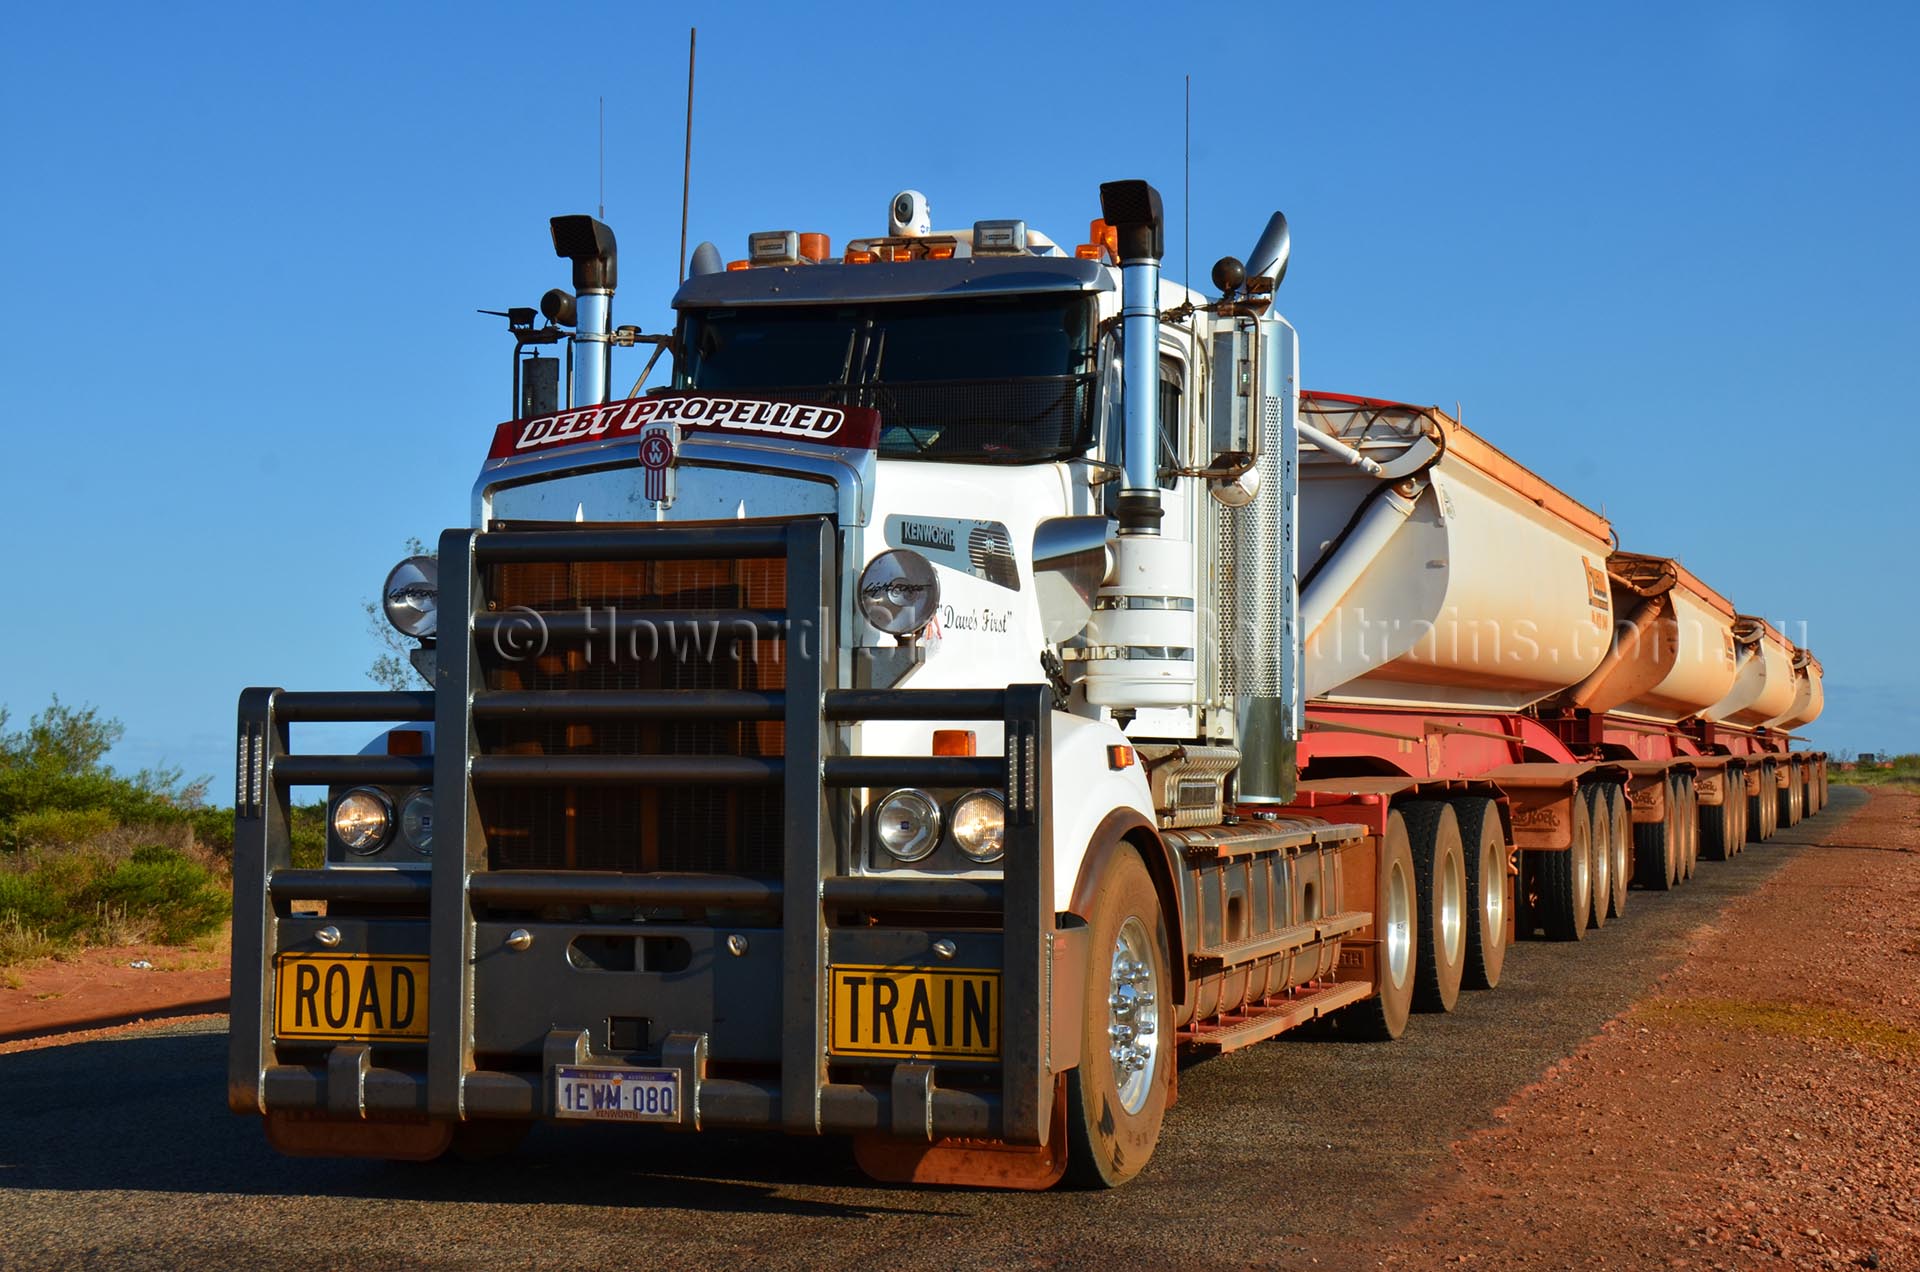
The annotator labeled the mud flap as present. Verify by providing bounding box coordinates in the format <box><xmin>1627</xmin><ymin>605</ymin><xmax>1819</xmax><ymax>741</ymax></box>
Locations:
<box><xmin>263</xmin><ymin>1109</ymin><xmax>453</xmax><ymax>1161</ymax></box>
<box><xmin>852</xmin><ymin>1074</ymin><xmax>1070</xmax><ymax>1190</ymax></box>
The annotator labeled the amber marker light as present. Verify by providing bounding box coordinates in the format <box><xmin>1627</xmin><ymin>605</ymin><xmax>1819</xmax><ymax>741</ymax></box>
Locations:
<box><xmin>933</xmin><ymin>729</ymin><xmax>977</xmax><ymax>757</ymax></box>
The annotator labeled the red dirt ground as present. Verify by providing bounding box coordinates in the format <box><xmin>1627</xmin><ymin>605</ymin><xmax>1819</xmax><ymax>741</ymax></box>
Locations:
<box><xmin>1370</xmin><ymin>786</ymin><xmax>1920</xmax><ymax>1271</ymax></box>
<box><xmin>0</xmin><ymin>940</ymin><xmax>229</xmax><ymax>1054</ymax></box>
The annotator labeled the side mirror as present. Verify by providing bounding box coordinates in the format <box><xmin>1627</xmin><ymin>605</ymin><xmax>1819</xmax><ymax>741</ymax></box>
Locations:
<box><xmin>1206</xmin><ymin>318</ymin><xmax>1261</xmax><ymax>478</ymax></box>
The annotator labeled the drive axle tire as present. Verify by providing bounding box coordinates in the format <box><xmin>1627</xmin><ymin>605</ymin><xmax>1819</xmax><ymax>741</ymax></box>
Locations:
<box><xmin>1401</xmin><ymin>800</ymin><xmax>1467</xmax><ymax>1013</ymax></box>
<box><xmin>1453</xmin><ymin>796</ymin><xmax>1508</xmax><ymax>992</ymax></box>
<box><xmin>1344</xmin><ymin>810</ymin><xmax>1418</xmax><ymax>1041</ymax></box>
<box><xmin>1065</xmin><ymin>845</ymin><xmax>1171</xmax><ymax>1189</ymax></box>
<box><xmin>1539</xmin><ymin>788</ymin><xmax>1593</xmax><ymax>941</ymax></box>
<box><xmin>1585</xmin><ymin>786</ymin><xmax>1611</xmax><ymax>930</ymax></box>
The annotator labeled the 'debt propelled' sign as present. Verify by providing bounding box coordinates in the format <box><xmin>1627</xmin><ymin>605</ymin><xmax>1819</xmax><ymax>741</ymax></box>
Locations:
<box><xmin>488</xmin><ymin>393</ymin><xmax>883</xmax><ymax>459</ymax></box>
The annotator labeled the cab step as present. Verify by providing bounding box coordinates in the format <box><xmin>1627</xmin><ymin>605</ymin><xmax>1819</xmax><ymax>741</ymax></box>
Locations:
<box><xmin>1178</xmin><ymin>981</ymin><xmax>1373</xmax><ymax>1054</ymax></box>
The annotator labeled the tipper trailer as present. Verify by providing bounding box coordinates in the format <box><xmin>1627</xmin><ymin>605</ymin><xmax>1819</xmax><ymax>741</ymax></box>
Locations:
<box><xmin>232</xmin><ymin>181</ymin><xmax>1826</xmax><ymax>1188</ymax></box>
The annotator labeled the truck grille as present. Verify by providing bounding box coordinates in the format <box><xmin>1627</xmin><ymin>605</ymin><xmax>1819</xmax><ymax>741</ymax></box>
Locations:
<box><xmin>476</xmin><ymin>546</ymin><xmax>788</xmax><ymax>875</ymax></box>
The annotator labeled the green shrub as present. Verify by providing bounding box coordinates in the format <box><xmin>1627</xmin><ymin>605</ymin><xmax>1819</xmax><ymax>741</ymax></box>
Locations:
<box><xmin>83</xmin><ymin>846</ymin><xmax>229</xmax><ymax>945</ymax></box>
<box><xmin>5</xmin><ymin>807</ymin><xmax>119</xmax><ymax>849</ymax></box>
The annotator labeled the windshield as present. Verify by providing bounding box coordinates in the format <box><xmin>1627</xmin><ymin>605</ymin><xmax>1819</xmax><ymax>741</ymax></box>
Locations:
<box><xmin>677</xmin><ymin>294</ymin><xmax>1097</xmax><ymax>463</ymax></box>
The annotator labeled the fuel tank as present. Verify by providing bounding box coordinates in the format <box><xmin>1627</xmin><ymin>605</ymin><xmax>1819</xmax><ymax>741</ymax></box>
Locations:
<box><xmin>1704</xmin><ymin>617</ymin><xmax>1797</xmax><ymax>727</ymax></box>
<box><xmin>1298</xmin><ymin>394</ymin><xmax>1614</xmax><ymax>710</ymax></box>
<box><xmin>1556</xmin><ymin>552</ymin><xmax>1739</xmax><ymax>722</ymax></box>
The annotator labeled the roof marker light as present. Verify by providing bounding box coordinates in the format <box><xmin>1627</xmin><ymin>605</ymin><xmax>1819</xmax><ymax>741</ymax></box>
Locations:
<box><xmin>972</xmin><ymin>220</ymin><xmax>1028</xmax><ymax>255</ymax></box>
<box><xmin>749</xmin><ymin>230</ymin><xmax>801</xmax><ymax>264</ymax></box>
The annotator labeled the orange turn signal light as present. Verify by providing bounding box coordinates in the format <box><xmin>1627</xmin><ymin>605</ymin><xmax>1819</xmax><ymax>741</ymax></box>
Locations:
<box><xmin>725</xmin><ymin>259</ymin><xmax>751</xmax><ymax>271</ymax></box>
<box><xmin>933</xmin><ymin>729</ymin><xmax>977</xmax><ymax>757</ymax></box>
<box><xmin>1107</xmin><ymin>745</ymin><xmax>1136</xmax><ymax>770</ymax></box>
<box><xmin>1074</xmin><ymin>243</ymin><xmax>1102</xmax><ymax>260</ymax></box>
<box><xmin>844</xmin><ymin>249</ymin><xmax>875</xmax><ymax>264</ymax></box>
<box><xmin>926</xmin><ymin>244</ymin><xmax>955</xmax><ymax>260</ymax></box>
<box><xmin>387</xmin><ymin>729</ymin><xmax>426</xmax><ymax>756</ymax></box>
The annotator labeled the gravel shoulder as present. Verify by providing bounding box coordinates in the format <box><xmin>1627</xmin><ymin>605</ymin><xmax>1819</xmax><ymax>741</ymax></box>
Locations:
<box><xmin>0</xmin><ymin>788</ymin><xmax>1897</xmax><ymax>1270</ymax></box>
<box><xmin>1370</xmin><ymin>784</ymin><xmax>1920</xmax><ymax>1271</ymax></box>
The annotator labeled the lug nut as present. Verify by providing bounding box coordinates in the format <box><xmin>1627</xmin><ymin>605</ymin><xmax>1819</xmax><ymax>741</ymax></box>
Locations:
<box><xmin>726</xmin><ymin>934</ymin><xmax>749</xmax><ymax>957</ymax></box>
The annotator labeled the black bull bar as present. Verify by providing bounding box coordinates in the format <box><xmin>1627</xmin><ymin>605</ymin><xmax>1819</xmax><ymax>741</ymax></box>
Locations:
<box><xmin>230</xmin><ymin>517</ymin><xmax>1077</xmax><ymax>1145</ymax></box>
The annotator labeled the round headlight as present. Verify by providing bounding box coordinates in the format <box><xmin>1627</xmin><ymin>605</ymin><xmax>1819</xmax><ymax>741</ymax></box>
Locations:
<box><xmin>383</xmin><ymin>555</ymin><xmax>440</xmax><ymax>639</ymax></box>
<box><xmin>873</xmin><ymin>788</ymin><xmax>941</xmax><ymax>862</ymax></box>
<box><xmin>332</xmin><ymin>788</ymin><xmax>394</xmax><ymax>855</ymax></box>
<box><xmin>857</xmin><ymin>550</ymin><xmax>940</xmax><ymax>636</ymax></box>
<box><xmin>400</xmin><ymin>789</ymin><xmax>434</xmax><ymax>857</ymax></box>
<box><xmin>950</xmin><ymin>790</ymin><xmax>1006</xmax><ymax>862</ymax></box>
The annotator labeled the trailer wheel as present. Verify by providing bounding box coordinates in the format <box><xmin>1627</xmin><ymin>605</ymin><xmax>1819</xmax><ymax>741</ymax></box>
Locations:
<box><xmin>1452</xmin><ymin>797</ymin><xmax>1507</xmax><ymax>991</ymax></box>
<box><xmin>1584</xmin><ymin>786</ymin><xmax>1611</xmax><ymax>930</ymax></box>
<box><xmin>1700</xmin><ymin>790</ymin><xmax>1734</xmax><ymax>862</ymax></box>
<box><xmin>1752</xmin><ymin>763</ymin><xmax>1775</xmax><ymax>842</ymax></box>
<box><xmin>1724</xmin><ymin>771</ymin><xmax>1745</xmax><ymax>856</ymax></box>
<box><xmin>1603</xmin><ymin>784</ymin><xmax>1631</xmax><ymax>918</ymax></box>
<box><xmin>1634</xmin><ymin>780</ymin><xmax>1678</xmax><ymax>891</ymax></box>
<box><xmin>1680</xmin><ymin>775</ymin><xmax>1699</xmax><ymax>881</ymax></box>
<box><xmin>1400</xmin><ymin>801</ymin><xmax>1466</xmax><ymax>1012</ymax></box>
<box><xmin>1538</xmin><ymin>788</ymin><xmax>1592</xmax><ymax>941</ymax></box>
<box><xmin>1344</xmin><ymin>810</ymin><xmax>1419</xmax><ymax>1040</ymax></box>
<box><xmin>1777</xmin><ymin>764</ymin><xmax>1798</xmax><ymax>831</ymax></box>
<box><xmin>1064</xmin><ymin>844</ymin><xmax>1170</xmax><ymax>1188</ymax></box>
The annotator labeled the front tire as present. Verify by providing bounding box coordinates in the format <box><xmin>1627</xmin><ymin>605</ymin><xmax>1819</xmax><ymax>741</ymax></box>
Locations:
<box><xmin>1065</xmin><ymin>845</ymin><xmax>1171</xmax><ymax>1189</ymax></box>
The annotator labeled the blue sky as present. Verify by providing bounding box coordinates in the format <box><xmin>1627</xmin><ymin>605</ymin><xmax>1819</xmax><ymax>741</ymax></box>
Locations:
<box><xmin>2</xmin><ymin>1</ymin><xmax>1915</xmax><ymax>791</ymax></box>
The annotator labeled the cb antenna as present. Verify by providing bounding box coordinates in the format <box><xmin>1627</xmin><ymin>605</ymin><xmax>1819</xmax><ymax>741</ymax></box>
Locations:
<box><xmin>679</xmin><ymin>27</ymin><xmax>697</xmax><ymax>285</ymax></box>
<box><xmin>1184</xmin><ymin>73</ymin><xmax>1190</xmax><ymax>301</ymax></box>
<box><xmin>598</xmin><ymin>95</ymin><xmax>605</xmax><ymax>220</ymax></box>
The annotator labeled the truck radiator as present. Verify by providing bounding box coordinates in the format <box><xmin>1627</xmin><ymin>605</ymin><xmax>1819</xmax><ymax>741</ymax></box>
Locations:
<box><xmin>475</xmin><ymin>529</ymin><xmax>789</xmax><ymax>875</ymax></box>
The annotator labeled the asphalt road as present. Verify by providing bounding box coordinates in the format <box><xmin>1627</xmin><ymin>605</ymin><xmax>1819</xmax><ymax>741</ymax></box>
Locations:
<box><xmin>0</xmin><ymin>790</ymin><xmax>1862</xmax><ymax>1272</ymax></box>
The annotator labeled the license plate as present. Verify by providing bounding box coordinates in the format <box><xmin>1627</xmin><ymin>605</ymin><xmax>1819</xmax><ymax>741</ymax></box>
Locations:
<box><xmin>553</xmin><ymin>1066</ymin><xmax>682</xmax><ymax>1122</ymax></box>
<box><xmin>829</xmin><ymin>965</ymin><xmax>1000</xmax><ymax>1060</ymax></box>
<box><xmin>274</xmin><ymin>953</ymin><xmax>429</xmax><ymax>1042</ymax></box>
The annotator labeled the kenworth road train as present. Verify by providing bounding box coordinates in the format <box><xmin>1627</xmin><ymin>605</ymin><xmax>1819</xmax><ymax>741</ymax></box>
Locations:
<box><xmin>232</xmin><ymin>182</ymin><xmax>1827</xmax><ymax>1188</ymax></box>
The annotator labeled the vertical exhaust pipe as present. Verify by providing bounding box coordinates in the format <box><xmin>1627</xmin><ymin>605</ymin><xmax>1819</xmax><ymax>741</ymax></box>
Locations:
<box><xmin>551</xmin><ymin>215</ymin><xmax>618</xmax><ymax>406</ymax></box>
<box><xmin>1099</xmin><ymin>180</ymin><xmax>1166</xmax><ymax>536</ymax></box>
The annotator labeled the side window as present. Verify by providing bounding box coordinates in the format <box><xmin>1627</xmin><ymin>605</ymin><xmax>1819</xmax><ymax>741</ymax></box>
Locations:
<box><xmin>1157</xmin><ymin>355</ymin><xmax>1185</xmax><ymax>488</ymax></box>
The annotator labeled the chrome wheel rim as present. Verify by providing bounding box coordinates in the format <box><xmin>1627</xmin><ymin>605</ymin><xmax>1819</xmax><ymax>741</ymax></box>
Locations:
<box><xmin>1440</xmin><ymin>849</ymin><xmax>1464</xmax><ymax>962</ymax></box>
<box><xmin>1591</xmin><ymin>804</ymin><xmax>1610</xmax><ymax>918</ymax></box>
<box><xmin>1482</xmin><ymin>839</ymin><xmax>1504</xmax><ymax>947</ymax></box>
<box><xmin>1385</xmin><ymin>859</ymin><xmax>1413</xmax><ymax>988</ymax></box>
<box><xmin>1573</xmin><ymin>820</ymin><xmax>1590</xmax><ymax>915</ymax></box>
<box><xmin>1106</xmin><ymin>916</ymin><xmax>1160</xmax><ymax>1115</ymax></box>
<box><xmin>1611</xmin><ymin>798</ymin><xmax>1630</xmax><ymax>897</ymax></box>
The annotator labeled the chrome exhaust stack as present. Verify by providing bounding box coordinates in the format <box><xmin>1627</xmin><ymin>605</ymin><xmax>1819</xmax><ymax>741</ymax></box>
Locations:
<box><xmin>550</xmin><ymin>215</ymin><xmax>618</xmax><ymax>406</ymax></box>
<box><xmin>1098</xmin><ymin>180</ymin><xmax>1166</xmax><ymax>537</ymax></box>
